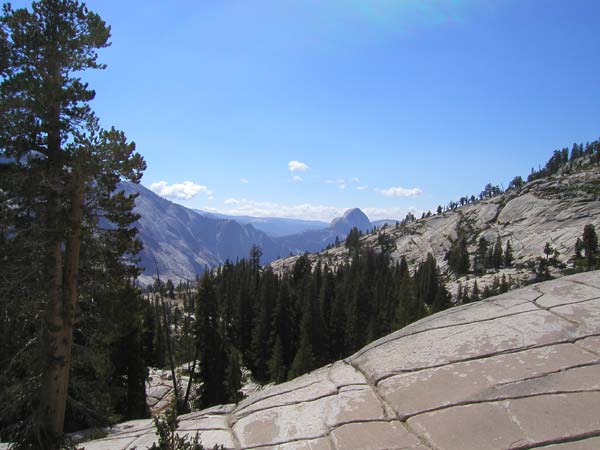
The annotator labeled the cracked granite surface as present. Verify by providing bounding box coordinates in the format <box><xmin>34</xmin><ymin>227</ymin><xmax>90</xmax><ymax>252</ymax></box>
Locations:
<box><xmin>82</xmin><ymin>271</ymin><xmax>600</xmax><ymax>450</ymax></box>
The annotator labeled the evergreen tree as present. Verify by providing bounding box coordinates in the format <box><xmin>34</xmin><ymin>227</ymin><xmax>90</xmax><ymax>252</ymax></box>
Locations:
<box><xmin>309</xmin><ymin>266</ymin><xmax>329</xmax><ymax>365</ymax></box>
<box><xmin>492</xmin><ymin>236</ymin><xmax>503</xmax><ymax>269</ymax></box>
<box><xmin>269</xmin><ymin>281</ymin><xmax>293</xmax><ymax>370</ymax></box>
<box><xmin>475</xmin><ymin>237</ymin><xmax>489</xmax><ymax>274</ymax></box>
<box><xmin>288</xmin><ymin>306</ymin><xmax>316</xmax><ymax>379</ymax></box>
<box><xmin>195</xmin><ymin>273</ymin><xmax>226</xmax><ymax>409</ymax></box>
<box><xmin>504</xmin><ymin>240</ymin><xmax>514</xmax><ymax>267</ymax></box>
<box><xmin>114</xmin><ymin>284</ymin><xmax>150</xmax><ymax>420</ymax></box>
<box><xmin>508</xmin><ymin>176</ymin><xmax>524</xmax><ymax>190</ymax></box>
<box><xmin>250</xmin><ymin>267</ymin><xmax>277</xmax><ymax>382</ymax></box>
<box><xmin>223</xmin><ymin>346</ymin><xmax>243</xmax><ymax>404</ymax></box>
<box><xmin>0</xmin><ymin>0</ymin><xmax>145</xmax><ymax>439</ymax></box>
<box><xmin>582</xmin><ymin>224</ymin><xmax>598</xmax><ymax>269</ymax></box>
<box><xmin>267</xmin><ymin>336</ymin><xmax>287</xmax><ymax>383</ymax></box>
<box><xmin>345</xmin><ymin>227</ymin><xmax>362</xmax><ymax>252</ymax></box>
<box><xmin>500</xmin><ymin>274</ymin><xmax>509</xmax><ymax>293</ymax></box>
<box><xmin>447</xmin><ymin>236</ymin><xmax>470</xmax><ymax>276</ymax></box>
<box><xmin>166</xmin><ymin>279</ymin><xmax>175</xmax><ymax>299</ymax></box>
<box><xmin>544</xmin><ymin>242</ymin><xmax>554</xmax><ymax>262</ymax></box>
<box><xmin>415</xmin><ymin>253</ymin><xmax>440</xmax><ymax>308</ymax></box>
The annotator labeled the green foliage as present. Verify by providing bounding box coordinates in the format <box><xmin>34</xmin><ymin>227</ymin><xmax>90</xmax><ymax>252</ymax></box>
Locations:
<box><xmin>344</xmin><ymin>227</ymin><xmax>362</xmax><ymax>252</ymax></box>
<box><xmin>194</xmin><ymin>273</ymin><xmax>227</xmax><ymax>409</ymax></box>
<box><xmin>146</xmin><ymin>409</ymin><xmax>224</xmax><ymax>450</ymax></box>
<box><xmin>582</xmin><ymin>224</ymin><xmax>598</xmax><ymax>269</ymax></box>
<box><xmin>190</xmin><ymin>244</ymin><xmax>451</xmax><ymax>397</ymax></box>
<box><xmin>573</xmin><ymin>224</ymin><xmax>599</xmax><ymax>271</ymax></box>
<box><xmin>447</xmin><ymin>235</ymin><xmax>470</xmax><ymax>276</ymax></box>
<box><xmin>504</xmin><ymin>240</ymin><xmax>514</xmax><ymax>267</ymax></box>
<box><xmin>0</xmin><ymin>0</ymin><xmax>147</xmax><ymax>440</ymax></box>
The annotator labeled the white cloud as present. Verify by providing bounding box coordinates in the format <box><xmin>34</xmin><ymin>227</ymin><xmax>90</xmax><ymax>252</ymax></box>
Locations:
<box><xmin>357</xmin><ymin>185</ymin><xmax>369</xmax><ymax>191</ymax></box>
<box><xmin>204</xmin><ymin>199</ymin><xmax>343</xmax><ymax>221</ymax></box>
<box><xmin>203</xmin><ymin>199</ymin><xmax>420</xmax><ymax>222</ymax></box>
<box><xmin>292</xmin><ymin>175</ymin><xmax>303</xmax><ymax>182</ymax></box>
<box><xmin>350</xmin><ymin>177</ymin><xmax>360</xmax><ymax>183</ymax></box>
<box><xmin>375</xmin><ymin>186</ymin><xmax>423</xmax><ymax>197</ymax></box>
<box><xmin>363</xmin><ymin>206</ymin><xmax>423</xmax><ymax>221</ymax></box>
<box><xmin>288</xmin><ymin>160</ymin><xmax>310</xmax><ymax>173</ymax></box>
<box><xmin>240</xmin><ymin>178</ymin><xmax>249</xmax><ymax>184</ymax></box>
<box><xmin>325</xmin><ymin>178</ymin><xmax>347</xmax><ymax>189</ymax></box>
<box><xmin>150</xmin><ymin>181</ymin><xmax>212</xmax><ymax>201</ymax></box>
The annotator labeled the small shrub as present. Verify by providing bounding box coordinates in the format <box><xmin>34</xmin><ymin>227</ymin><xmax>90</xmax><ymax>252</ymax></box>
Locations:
<box><xmin>145</xmin><ymin>409</ymin><xmax>225</xmax><ymax>450</ymax></box>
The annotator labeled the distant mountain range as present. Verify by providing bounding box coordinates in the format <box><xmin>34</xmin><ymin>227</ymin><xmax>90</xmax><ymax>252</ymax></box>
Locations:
<box><xmin>121</xmin><ymin>183</ymin><xmax>375</xmax><ymax>285</ymax></box>
<box><xmin>193</xmin><ymin>210</ymin><xmax>329</xmax><ymax>237</ymax></box>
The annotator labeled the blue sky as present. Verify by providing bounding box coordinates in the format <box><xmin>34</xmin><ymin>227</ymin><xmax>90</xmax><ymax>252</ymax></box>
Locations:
<box><xmin>14</xmin><ymin>0</ymin><xmax>600</xmax><ymax>221</ymax></box>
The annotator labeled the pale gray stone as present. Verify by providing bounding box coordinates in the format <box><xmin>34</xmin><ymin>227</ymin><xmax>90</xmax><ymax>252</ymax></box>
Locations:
<box><xmin>378</xmin><ymin>343</ymin><xmax>598</xmax><ymax>418</ymax></box>
<box><xmin>330</xmin><ymin>421</ymin><xmax>424</xmax><ymax>450</ymax></box>
<box><xmin>81</xmin><ymin>274</ymin><xmax>600</xmax><ymax>450</ymax></box>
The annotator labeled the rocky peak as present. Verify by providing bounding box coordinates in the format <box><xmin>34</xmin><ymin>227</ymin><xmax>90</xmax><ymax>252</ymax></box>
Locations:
<box><xmin>330</xmin><ymin>208</ymin><xmax>372</xmax><ymax>235</ymax></box>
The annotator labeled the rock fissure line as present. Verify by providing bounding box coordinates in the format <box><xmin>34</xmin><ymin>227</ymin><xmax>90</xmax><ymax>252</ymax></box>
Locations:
<box><xmin>232</xmin><ymin>379</ymin><xmax>323</xmax><ymax>415</ymax></box>
<box><xmin>240</xmin><ymin>432</ymin><xmax>332</xmax><ymax>449</ymax></box>
<box><xmin>230</xmin><ymin>381</ymin><xmax>370</xmax><ymax>423</ymax></box>
<box><xmin>399</xmin><ymin>419</ymin><xmax>440</xmax><ymax>450</ymax></box>
<box><xmin>345</xmin><ymin>359</ymin><xmax>397</xmax><ymax>420</ymax></box>
<box><xmin>501</xmin><ymin>400</ymin><xmax>529</xmax><ymax>448</ymax></box>
<box><xmin>371</xmin><ymin>333</ymin><xmax>600</xmax><ymax>385</ymax></box>
<box><xmin>547</xmin><ymin>295</ymin><xmax>600</xmax><ymax>309</ymax></box>
<box><xmin>89</xmin><ymin>435</ymin><xmax>139</xmax><ymax>444</ymax></box>
<box><xmin>351</xmin><ymin>303</ymin><xmax>545</xmax><ymax>360</ymax></box>
<box><xmin>108</xmin><ymin>424</ymin><xmax>155</xmax><ymax>437</ymax></box>
<box><xmin>565</xmin><ymin>279</ymin><xmax>600</xmax><ymax>292</ymax></box>
<box><xmin>344</xmin><ymin>359</ymin><xmax>439</xmax><ymax>449</ymax></box>
<box><xmin>225</xmin><ymin>413</ymin><xmax>242</xmax><ymax>450</ymax></box>
<box><xmin>232</xmin><ymin>390</ymin><xmax>341</xmax><ymax>422</ymax></box>
<box><xmin>530</xmin><ymin>288</ymin><xmax>595</xmax><ymax>325</ymax></box>
<box><xmin>494</xmin><ymin>360</ymin><xmax>600</xmax><ymax>388</ymax></box>
<box><xmin>397</xmin><ymin>389</ymin><xmax>600</xmax><ymax>423</ymax></box>
<box><xmin>507</xmin><ymin>429</ymin><xmax>600</xmax><ymax>450</ymax></box>
<box><xmin>575</xmin><ymin>341</ymin><xmax>600</xmax><ymax>357</ymax></box>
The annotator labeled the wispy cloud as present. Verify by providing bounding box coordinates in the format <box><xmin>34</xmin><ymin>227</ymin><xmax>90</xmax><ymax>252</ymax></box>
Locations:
<box><xmin>207</xmin><ymin>199</ymin><xmax>344</xmax><ymax>221</ymax></box>
<box><xmin>204</xmin><ymin>199</ymin><xmax>420</xmax><ymax>222</ymax></box>
<box><xmin>150</xmin><ymin>181</ymin><xmax>212</xmax><ymax>201</ymax></box>
<box><xmin>363</xmin><ymin>206</ymin><xmax>423</xmax><ymax>221</ymax></box>
<box><xmin>356</xmin><ymin>185</ymin><xmax>369</xmax><ymax>191</ymax></box>
<box><xmin>292</xmin><ymin>175</ymin><xmax>303</xmax><ymax>182</ymax></box>
<box><xmin>240</xmin><ymin>178</ymin><xmax>249</xmax><ymax>184</ymax></box>
<box><xmin>375</xmin><ymin>186</ymin><xmax>423</xmax><ymax>197</ymax></box>
<box><xmin>288</xmin><ymin>160</ymin><xmax>310</xmax><ymax>172</ymax></box>
<box><xmin>325</xmin><ymin>178</ymin><xmax>348</xmax><ymax>189</ymax></box>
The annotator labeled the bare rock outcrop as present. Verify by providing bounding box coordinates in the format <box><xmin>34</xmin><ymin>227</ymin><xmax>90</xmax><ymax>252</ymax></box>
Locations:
<box><xmin>82</xmin><ymin>271</ymin><xmax>600</xmax><ymax>450</ymax></box>
<box><xmin>270</xmin><ymin>168</ymin><xmax>600</xmax><ymax>278</ymax></box>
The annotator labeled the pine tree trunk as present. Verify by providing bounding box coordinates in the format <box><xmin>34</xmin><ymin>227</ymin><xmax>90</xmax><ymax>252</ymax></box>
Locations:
<box><xmin>38</xmin><ymin>169</ymin><xmax>85</xmax><ymax>436</ymax></box>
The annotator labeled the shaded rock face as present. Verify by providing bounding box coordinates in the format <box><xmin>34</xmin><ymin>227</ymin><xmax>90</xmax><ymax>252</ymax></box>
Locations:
<box><xmin>121</xmin><ymin>183</ymin><xmax>374</xmax><ymax>284</ymax></box>
<box><xmin>120</xmin><ymin>183</ymin><xmax>290</xmax><ymax>285</ymax></box>
<box><xmin>83</xmin><ymin>271</ymin><xmax>600</xmax><ymax>450</ymax></box>
<box><xmin>194</xmin><ymin>209</ymin><xmax>329</xmax><ymax>238</ymax></box>
<box><xmin>270</xmin><ymin>168</ymin><xmax>600</xmax><ymax>277</ymax></box>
